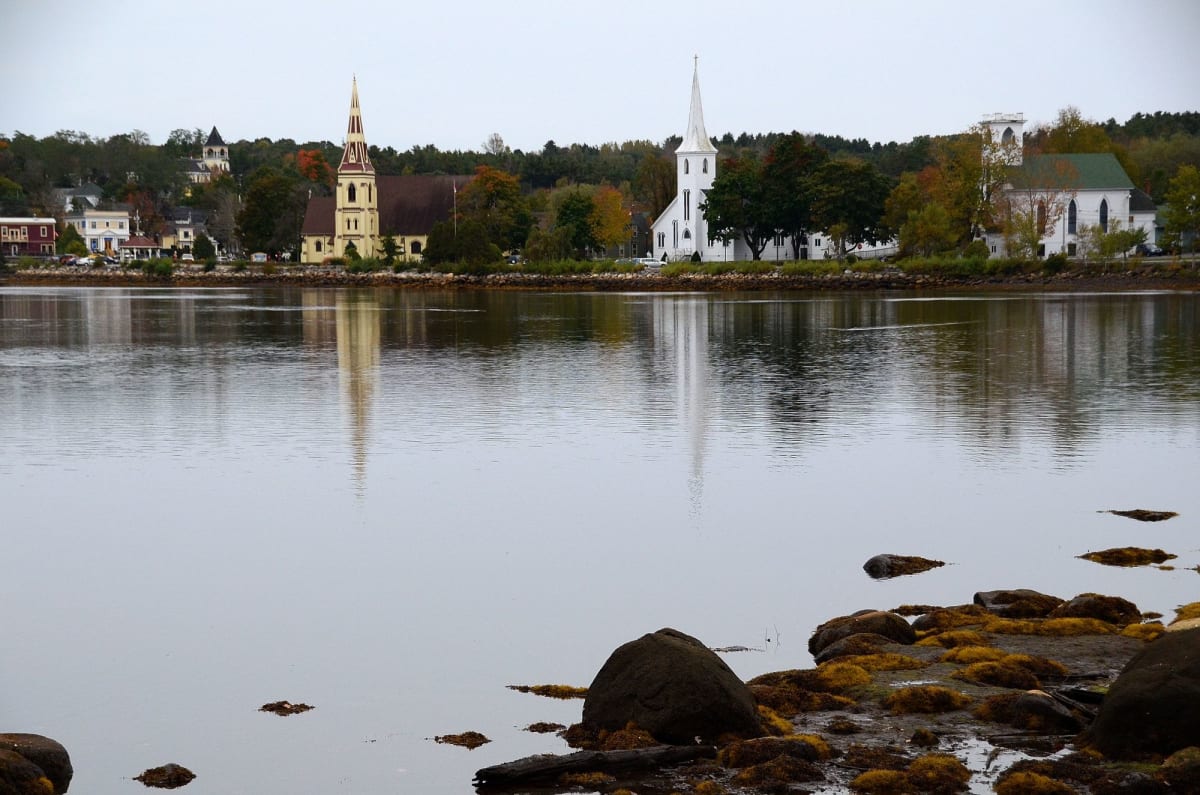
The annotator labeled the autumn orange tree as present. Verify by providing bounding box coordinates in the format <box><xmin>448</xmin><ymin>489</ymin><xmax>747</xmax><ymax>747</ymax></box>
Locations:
<box><xmin>296</xmin><ymin>149</ymin><xmax>334</xmax><ymax>189</ymax></box>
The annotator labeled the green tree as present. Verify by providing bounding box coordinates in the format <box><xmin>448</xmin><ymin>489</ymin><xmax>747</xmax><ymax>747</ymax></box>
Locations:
<box><xmin>0</xmin><ymin>176</ymin><xmax>27</xmax><ymax>215</ymax></box>
<box><xmin>763</xmin><ymin>133</ymin><xmax>828</xmax><ymax>258</ymax></box>
<box><xmin>380</xmin><ymin>234</ymin><xmax>398</xmax><ymax>267</ymax></box>
<box><xmin>456</xmin><ymin>165</ymin><xmax>532</xmax><ymax>252</ymax></box>
<box><xmin>1162</xmin><ymin>163</ymin><xmax>1200</xmax><ymax>254</ymax></box>
<box><xmin>554</xmin><ymin>190</ymin><xmax>597</xmax><ymax>258</ymax></box>
<box><xmin>811</xmin><ymin>159</ymin><xmax>892</xmax><ymax>259</ymax></box>
<box><xmin>193</xmin><ymin>233</ymin><xmax>216</xmax><ymax>260</ymax></box>
<box><xmin>700</xmin><ymin>154</ymin><xmax>773</xmax><ymax>259</ymax></box>
<box><xmin>633</xmin><ymin>154</ymin><xmax>675</xmax><ymax>221</ymax></box>
<box><xmin>236</xmin><ymin>167</ymin><xmax>305</xmax><ymax>256</ymax></box>
<box><xmin>56</xmin><ymin>223</ymin><xmax>87</xmax><ymax>255</ymax></box>
<box><xmin>423</xmin><ymin>219</ymin><xmax>500</xmax><ymax>266</ymax></box>
<box><xmin>899</xmin><ymin>203</ymin><xmax>957</xmax><ymax>257</ymax></box>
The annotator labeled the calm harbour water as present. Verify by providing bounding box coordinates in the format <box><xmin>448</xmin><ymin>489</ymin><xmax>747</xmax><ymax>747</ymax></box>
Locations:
<box><xmin>1</xmin><ymin>285</ymin><xmax>1197</xmax><ymax>794</ymax></box>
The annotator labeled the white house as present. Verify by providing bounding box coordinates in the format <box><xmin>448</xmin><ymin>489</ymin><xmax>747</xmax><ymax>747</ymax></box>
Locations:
<box><xmin>982</xmin><ymin>114</ymin><xmax>1157</xmax><ymax>257</ymax></box>
<box><xmin>65</xmin><ymin>208</ymin><xmax>131</xmax><ymax>255</ymax></box>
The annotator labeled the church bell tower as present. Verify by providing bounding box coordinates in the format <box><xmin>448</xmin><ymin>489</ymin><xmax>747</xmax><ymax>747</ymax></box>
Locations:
<box><xmin>334</xmin><ymin>77</ymin><xmax>379</xmax><ymax>259</ymax></box>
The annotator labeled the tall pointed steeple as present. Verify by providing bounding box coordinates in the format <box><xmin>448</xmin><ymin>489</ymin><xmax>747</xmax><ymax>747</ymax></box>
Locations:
<box><xmin>678</xmin><ymin>57</ymin><xmax>717</xmax><ymax>154</ymax></box>
<box><xmin>339</xmin><ymin>76</ymin><xmax>374</xmax><ymax>173</ymax></box>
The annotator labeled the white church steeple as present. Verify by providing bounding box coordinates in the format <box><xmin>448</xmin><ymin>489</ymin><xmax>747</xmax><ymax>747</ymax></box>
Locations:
<box><xmin>678</xmin><ymin>56</ymin><xmax>718</xmax><ymax>156</ymax></box>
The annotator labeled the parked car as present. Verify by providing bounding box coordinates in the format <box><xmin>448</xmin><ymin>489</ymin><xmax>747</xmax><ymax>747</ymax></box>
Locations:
<box><xmin>180</xmin><ymin>253</ymin><xmax>195</xmax><ymax>263</ymax></box>
<box><xmin>1136</xmin><ymin>243</ymin><xmax>1164</xmax><ymax>256</ymax></box>
<box><xmin>634</xmin><ymin>257</ymin><xmax>662</xmax><ymax>269</ymax></box>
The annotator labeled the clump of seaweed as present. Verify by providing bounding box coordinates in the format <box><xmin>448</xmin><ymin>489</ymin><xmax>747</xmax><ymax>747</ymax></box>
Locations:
<box><xmin>910</xmin><ymin>605</ymin><xmax>988</xmax><ymax>633</ymax></box>
<box><xmin>982</xmin><ymin>617</ymin><xmax>1115</xmax><ymax>636</ymax></box>
<box><xmin>731</xmin><ymin>755</ymin><xmax>824</xmax><ymax>787</ymax></box>
<box><xmin>259</xmin><ymin>701</ymin><xmax>313</xmax><ymax>716</ymax></box>
<box><xmin>893</xmin><ymin>604</ymin><xmax>943</xmax><ymax>617</ymax></box>
<box><xmin>506</xmin><ymin>684</ymin><xmax>588</xmax><ymax>699</ymax></box>
<box><xmin>838</xmin><ymin>653</ymin><xmax>930</xmax><ymax>672</ymax></box>
<box><xmin>848</xmin><ymin>768</ymin><xmax>910</xmax><ymax>793</ymax></box>
<box><xmin>910</xmin><ymin>728</ymin><xmax>938</xmax><ymax>747</ymax></box>
<box><xmin>813</xmin><ymin>661</ymin><xmax>873</xmax><ymax>692</ymax></box>
<box><xmin>434</xmin><ymin>731</ymin><xmax>489</xmax><ymax>750</ymax></box>
<box><xmin>993</xmin><ymin>770</ymin><xmax>1074</xmax><ymax>794</ymax></box>
<box><xmin>1175</xmin><ymin>601</ymin><xmax>1200</xmax><ymax>623</ymax></box>
<box><xmin>1120</xmin><ymin>622</ymin><xmax>1165</xmax><ymax>641</ymax></box>
<box><xmin>1104</xmin><ymin>509</ymin><xmax>1178</xmax><ymax>522</ymax></box>
<box><xmin>718</xmin><ymin>735</ymin><xmax>831</xmax><ymax>767</ymax></box>
<box><xmin>906</xmin><ymin>754</ymin><xmax>971</xmax><ymax>792</ymax></box>
<box><xmin>597</xmin><ymin>722</ymin><xmax>657</xmax><ymax>751</ymax></box>
<box><xmin>757</xmin><ymin>705</ymin><xmax>794</xmax><ymax>736</ymax></box>
<box><xmin>524</xmin><ymin>722</ymin><xmax>565</xmax><ymax>733</ymax></box>
<box><xmin>939</xmin><ymin>645</ymin><xmax>1006</xmax><ymax>664</ymax></box>
<box><xmin>1078</xmin><ymin>547</ymin><xmax>1176</xmax><ymax>567</ymax></box>
<box><xmin>134</xmin><ymin>763</ymin><xmax>196</xmax><ymax>789</ymax></box>
<box><xmin>952</xmin><ymin>660</ymin><xmax>1040</xmax><ymax>690</ymax></box>
<box><xmin>884</xmin><ymin>686</ymin><xmax>972</xmax><ymax>714</ymax></box>
<box><xmin>916</xmin><ymin>629</ymin><xmax>989</xmax><ymax>648</ymax></box>
<box><xmin>842</xmin><ymin>743</ymin><xmax>910</xmax><ymax>771</ymax></box>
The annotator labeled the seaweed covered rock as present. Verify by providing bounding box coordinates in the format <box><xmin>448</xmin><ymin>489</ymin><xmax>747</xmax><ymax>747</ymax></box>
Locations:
<box><xmin>581</xmin><ymin>628</ymin><xmax>761</xmax><ymax>744</ymax></box>
<box><xmin>808</xmin><ymin>611</ymin><xmax>916</xmax><ymax>657</ymax></box>
<box><xmin>1078</xmin><ymin>627</ymin><xmax>1200</xmax><ymax>758</ymax></box>
<box><xmin>974</xmin><ymin>589</ymin><xmax>1063</xmax><ymax>618</ymax></box>
<box><xmin>1049</xmin><ymin>593</ymin><xmax>1140</xmax><ymax>626</ymax></box>
<box><xmin>0</xmin><ymin>735</ymin><xmax>71</xmax><ymax>794</ymax></box>
<box><xmin>862</xmin><ymin>554</ymin><xmax>945</xmax><ymax>580</ymax></box>
<box><xmin>0</xmin><ymin>749</ymin><xmax>55</xmax><ymax>795</ymax></box>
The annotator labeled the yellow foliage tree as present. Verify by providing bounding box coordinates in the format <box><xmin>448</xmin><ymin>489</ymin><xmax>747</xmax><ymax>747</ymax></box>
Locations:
<box><xmin>589</xmin><ymin>185</ymin><xmax>629</xmax><ymax>252</ymax></box>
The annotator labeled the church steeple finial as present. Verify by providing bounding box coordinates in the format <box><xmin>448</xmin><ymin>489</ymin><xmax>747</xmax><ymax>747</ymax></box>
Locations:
<box><xmin>339</xmin><ymin>76</ymin><xmax>374</xmax><ymax>173</ymax></box>
<box><xmin>678</xmin><ymin>57</ymin><xmax>717</xmax><ymax>154</ymax></box>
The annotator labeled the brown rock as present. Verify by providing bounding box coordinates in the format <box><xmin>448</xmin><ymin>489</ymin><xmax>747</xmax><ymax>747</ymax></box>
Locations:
<box><xmin>808</xmin><ymin>611</ymin><xmax>916</xmax><ymax>657</ymax></box>
<box><xmin>0</xmin><ymin>735</ymin><xmax>71</xmax><ymax>794</ymax></box>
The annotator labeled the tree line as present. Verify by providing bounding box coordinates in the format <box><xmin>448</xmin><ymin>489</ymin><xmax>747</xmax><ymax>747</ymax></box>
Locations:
<box><xmin>1</xmin><ymin>109</ymin><xmax>1197</xmax><ymax>260</ymax></box>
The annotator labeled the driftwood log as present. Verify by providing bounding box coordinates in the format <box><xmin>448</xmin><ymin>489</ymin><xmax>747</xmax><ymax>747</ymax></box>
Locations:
<box><xmin>474</xmin><ymin>744</ymin><xmax>716</xmax><ymax>788</ymax></box>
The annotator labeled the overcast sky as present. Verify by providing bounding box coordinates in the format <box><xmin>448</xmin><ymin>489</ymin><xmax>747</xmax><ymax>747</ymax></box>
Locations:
<box><xmin>5</xmin><ymin>0</ymin><xmax>1199</xmax><ymax>153</ymax></box>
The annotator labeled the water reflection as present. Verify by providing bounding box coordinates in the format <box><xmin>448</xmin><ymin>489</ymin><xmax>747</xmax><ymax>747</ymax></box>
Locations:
<box><xmin>335</xmin><ymin>293</ymin><xmax>380</xmax><ymax>493</ymax></box>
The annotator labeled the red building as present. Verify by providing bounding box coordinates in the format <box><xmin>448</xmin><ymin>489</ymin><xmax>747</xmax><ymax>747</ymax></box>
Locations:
<box><xmin>0</xmin><ymin>218</ymin><xmax>57</xmax><ymax>257</ymax></box>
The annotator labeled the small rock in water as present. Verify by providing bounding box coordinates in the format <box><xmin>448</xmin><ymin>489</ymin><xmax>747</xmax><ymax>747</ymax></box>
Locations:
<box><xmin>1104</xmin><ymin>508</ymin><xmax>1178</xmax><ymax>522</ymax></box>
<box><xmin>863</xmin><ymin>554</ymin><xmax>946</xmax><ymax>579</ymax></box>
<box><xmin>435</xmin><ymin>731</ymin><xmax>490</xmax><ymax>749</ymax></box>
<box><xmin>259</xmin><ymin>700</ymin><xmax>314</xmax><ymax>716</ymax></box>
<box><xmin>134</xmin><ymin>763</ymin><xmax>196</xmax><ymax>789</ymax></box>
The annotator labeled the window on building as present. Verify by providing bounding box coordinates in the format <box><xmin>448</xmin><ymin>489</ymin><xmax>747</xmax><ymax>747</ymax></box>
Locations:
<box><xmin>315</xmin><ymin>240</ymin><xmax>323</xmax><ymax>252</ymax></box>
<box><xmin>683</xmin><ymin>229</ymin><xmax>692</xmax><ymax>240</ymax></box>
<box><xmin>814</xmin><ymin>238</ymin><xmax>821</xmax><ymax>247</ymax></box>
<box><xmin>368</xmin><ymin>185</ymin><xmax>372</xmax><ymax>202</ymax></box>
<box><xmin>91</xmin><ymin>221</ymin><xmax>97</xmax><ymax>229</ymax></box>
<box><xmin>1100</xmin><ymin>199</ymin><xmax>1109</xmax><ymax>232</ymax></box>
<box><xmin>702</xmin><ymin>159</ymin><xmax>708</xmax><ymax>174</ymax></box>
<box><xmin>1037</xmin><ymin>243</ymin><xmax>1045</xmax><ymax>257</ymax></box>
<box><xmin>773</xmin><ymin>233</ymin><xmax>784</xmax><ymax>247</ymax></box>
<box><xmin>119</xmin><ymin>221</ymin><xmax>125</xmax><ymax>228</ymax></box>
<box><xmin>657</xmin><ymin>232</ymin><xmax>665</xmax><ymax>248</ymax></box>
<box><xmin>41</xmin><ymin>226</ymin><xmax>47</xmax><ymax>236</ymax></box>
<box><xmin>684</xmin><ymin>159</ymin><xmax>689</xmax><ymax>175</ymax></box>
<box><xmin>1068</xmin><ymin>242</ymin><xmax>1077</xmax><ymax>256</ymax></box>
<box><xmin>411</xmin><ymin>241</ymin><xmax>422</xmax><ymax>254</ymax></box>
<box><xmin>672</xmin><ymin>220</ymin><xmax>678</xmax><ymax>248</ymax></box>
<box><xmin>1036</xmin><ymin>201</ymin><xmax>1047</xmax><ymax>236</ymax></box>
<box><xmin>683</xmin><ymin>189</ymin><xmax>691</xmax><ymax>221</ymax></box>
<box><xmin>348</xmin><ymin>184</ymin><xmax>357</xmax><ymax>202</ymax></box>
<box><xmin>1002</xmin><ymin>127</ymin><xmax>1015</xmax><ymax>146</ymax></box>
<box><xmin>1067</xmin><ymin>200</ymin><xmax>1077</xmax><ymax>234</ymax></box>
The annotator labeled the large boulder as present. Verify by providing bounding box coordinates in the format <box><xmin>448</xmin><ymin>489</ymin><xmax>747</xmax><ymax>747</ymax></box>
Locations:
<box><xmin>0</xmin><ymin>735</ymin><xmax>71</xmax><ymax>794</ymax></box>
<box><xmin>1078</xmin><ymin>627</ymin><xmax>1200</xmax><ymax>758</ymax></box>
<box><xmin>808</xmin><ymin>611</ymin><xmax>915</xmax><ymax>657</ymax></box>
<box><xmin>581</xmin><ymin>628</ymin><xmax>761</xmax><ymax>744</ymax></box>
<box><xmin>0</xmin><ymin>749</ymin><xmax>53</xmax><ymax>795</ymax></box>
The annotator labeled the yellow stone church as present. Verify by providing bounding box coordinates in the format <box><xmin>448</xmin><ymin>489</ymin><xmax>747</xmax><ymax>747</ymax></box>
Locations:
<box><xmin>300</xmin><ymin>79</ymin><xmax>469</xmax><ymax>264</ymax></box>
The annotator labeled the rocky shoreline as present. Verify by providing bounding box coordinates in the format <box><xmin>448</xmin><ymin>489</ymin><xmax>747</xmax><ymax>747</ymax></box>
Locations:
<box><xmin>3</xmin><ymin>265</ymin><xmax>1200</xmax><ymax>293</ymax></box>
<box><xmin>482</xmin><ymin>590</ymin><xmax>1200</xmax><ymax>795</ymax></box>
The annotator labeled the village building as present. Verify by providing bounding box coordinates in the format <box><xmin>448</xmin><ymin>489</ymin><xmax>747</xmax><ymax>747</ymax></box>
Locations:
<box><xmin>64</xmin><ymin>207</ymin><xmax>131</xmax><ymax>255</ymax></box>
<box><xmin>183</xmin><ymin>127</ymin><xmax>230</xmax><ymax>185</ymax></box>
<box><xmin>981</xmin><ymin>114</ymin><xmax>1157</xmax><ymax>257</ymax></box>
<box><xmin>51</xmin><ymin>182</ymin><xmax>104</xmax><ymax>215</ymax></box>
<box><xmin>300</xmin><ymin>79</ymin><xmax>468</xmax><ymax>265</ymax></box>
<box><xmin>0</xmin><ymin>217</ymin><xmax>57</xmax><ymax>257</ymax></box>
<box><xmin>161</xmin><ymin>208</ymin><xmax>209</xmax><ymax>255</ymax></box>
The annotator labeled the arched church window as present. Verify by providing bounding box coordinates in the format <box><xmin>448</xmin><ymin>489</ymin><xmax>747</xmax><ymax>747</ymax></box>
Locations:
<box><xmin>683</xmin><ymin>189</ymin><xmax>691</xmax><ymax>221</ymax></box>
<box><xmin>368</xmin><ymin>185</ymin><xmax>372</xmax><ymax>202</ymax></box>
<box><xmin>1036</xmin><ymin>201</ymin><xmax>1047</xmax><ymax>236</ymax></box>
<box><xmin>1099</xmin><ymin>199</ymin><xmax>1109</xmax><ymax>232</ymax></box>
<box><xmin>1002</xmin><ymin>127</ymin><xmax>1015</xmax><ymax>146</ymax></box>
<box><xmin>683</xmin><ymin>229</ymin><xmax>692</xmax><ymax>240</ymax></box>
<box><xmin>1067</xmin><ymin>200</ymin><xmax>1077</xmax><ymax>234</ymax></box>
<box><xmin>702</xmin><ymin>159</ymin><xmax>708</xmax><ymax>174</ymax></box>
<box><xmin>411</xmin><ymin>241</ymin><xmax>422</xmax><ymax>254</ymax></box>
<box><xmin>684</xmin><ymin>159</ymin><xmax>689</xmax><ymax>175</ymax></box>
<box><xmin>315</xmin><ymin>240</ymin><xmax>323</xmax><ymax>252</ymax></box>
<box><xmin>348</xmin><ymin>184</ymin><xmax>357</xmax><ymax>202</ymax></box>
